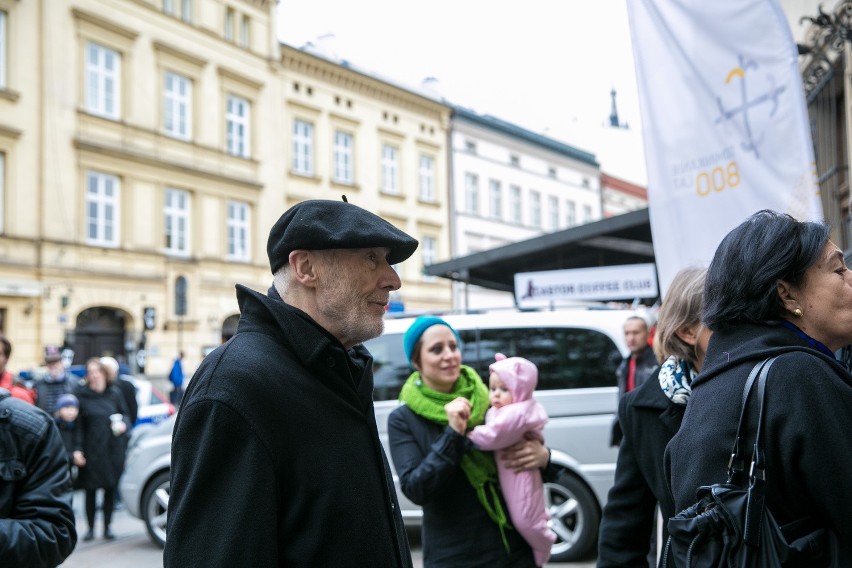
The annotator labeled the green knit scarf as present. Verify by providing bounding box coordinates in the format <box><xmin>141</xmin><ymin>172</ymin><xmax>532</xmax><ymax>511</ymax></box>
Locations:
<box><xmin>398</xmin><ymin>365</ymin><xmax>511</xmax><ymax>551</ymax></box>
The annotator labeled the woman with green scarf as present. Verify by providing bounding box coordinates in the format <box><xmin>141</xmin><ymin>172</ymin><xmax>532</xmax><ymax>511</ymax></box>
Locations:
<box><xmin>388</xmin><ymin>316</ymin><xmax>551</xmax><ymax>567</ymax></box>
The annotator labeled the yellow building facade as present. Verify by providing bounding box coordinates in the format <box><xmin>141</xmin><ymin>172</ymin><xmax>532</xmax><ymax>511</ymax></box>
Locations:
<box><xmin>0</xmin><ymin>0</ymin><xmax>451</xmax><ymax>374</ymax></box>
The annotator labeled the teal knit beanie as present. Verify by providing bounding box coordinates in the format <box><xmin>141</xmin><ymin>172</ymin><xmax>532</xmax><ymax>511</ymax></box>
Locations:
<box><xmin>403</xmin><ymin>316</ymin><xmax>461</xmax><ymax>366</ymax></box>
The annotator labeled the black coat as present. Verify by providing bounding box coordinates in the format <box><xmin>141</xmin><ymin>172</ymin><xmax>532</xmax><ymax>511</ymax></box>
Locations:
<box><xmin>598</xmin><ymin>366</ymin><xmax>684</xmax><ymax>567</ymax></box>
<box><xmin>0</xmin><ymin>389</ymin><xmax>76</xmax><ymax>566</ymax></box>
<box><xmin>666</xmin><ymin>322</ymin><xmax>852</xmax><ymax>562</ymax></box>
<box><xmin>164</xmin><ymin>285</ymin><xmax>412</xmax><ymax>568</ymax></box>
<box><xmin>388</xmin><ymin>405</ymin><xmax>536</xmax><ymax>568</ymax></box>
<box><xmin>114</xmin><ymin>376</ymin><xmax>138</xmax><ymax>426</ymax></box>
<box><xmin>73</xmin><ymin>384</ymin><xmax>130</xmax><ymax>490</ymax></box>
<box><xmin>611</xmin><ymin>346</ymin><xmax>658</xmax><ymax>446</ymax></box>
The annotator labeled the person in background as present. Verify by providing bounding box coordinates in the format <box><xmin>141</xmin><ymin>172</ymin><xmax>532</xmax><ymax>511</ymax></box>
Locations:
<box><xmin>100</xmin><ymin>356</ymin><xmax>138</xmax><ymax>427</ymax></box>
<box><xmin>73</xmin><ymin>358</ymin><xmax>130</xmax><ymax>542</ymax></box>
<box><xmin>597</xmin><ymin>267</ymin><xmax>709</xmax><ymax>567</ymax></box>
<box><xmin>0</xmin><ymin>334</ymin><xmax>36</xmax><ymax>404</ymax></box>
<box><xmin>667</xmin><ymin>210</ymin><xmax>852</xmax><ymax>563</ymax></box>
<box><xmin>467</xmin><ymin>353</ymin><xmax>555</xmax><ymax>567</ymax></box>
<box><xmin>34</xmin><ymin>346</ymin><xmax>76</xmax><ymax>415</ymax></box>
<box><xmin>168</xmin><ymin>351</ymin><xmax>184</xmax><ymax>406</ymax></box>
<box><xmin>0</xmin><ymin>387</ymin><xmax>77</xmax><ymax>566</ymax></box>
<box><xmin>388</xmin><ymin>316</ymin><xmax>552</xmax><ymax>568</ymax></box>
<box><xmin>610</xmin><ymin>316</ymin><xmax>657</xmax><ymax>446</ymax></box>
<box><xmin>165</xmin><ymin>199</ymin><xmax>418</xmax><ymax>567</ymax></box>
<box><xmin>53</xmin><ymin>393</ymin><xmax>80</xmax><ymax>486</ymax></box>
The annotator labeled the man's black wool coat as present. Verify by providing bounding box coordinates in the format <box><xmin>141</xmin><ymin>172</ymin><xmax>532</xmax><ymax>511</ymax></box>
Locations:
<box><xmin>164</xmin><ymin>285</ymin><xmax>412</xmax><ymax>568</ymax></box>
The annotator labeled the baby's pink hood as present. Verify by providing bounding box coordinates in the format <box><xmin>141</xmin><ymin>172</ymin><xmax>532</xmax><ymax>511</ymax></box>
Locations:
<box><xmin>489</xmin><ymin>353</ymin><xmax>538</xmax><ymax>402</ymax></box>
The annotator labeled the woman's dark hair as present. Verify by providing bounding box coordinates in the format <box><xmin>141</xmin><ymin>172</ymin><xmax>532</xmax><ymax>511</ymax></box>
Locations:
<box><xmin>703</xmin><ymin>209</ymin><xmax>830</xmax><ymax>330</ymax></box>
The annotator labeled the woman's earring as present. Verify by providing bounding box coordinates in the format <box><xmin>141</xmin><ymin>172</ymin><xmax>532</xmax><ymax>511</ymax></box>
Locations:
<box><xmin>793</xmin><ymin>308</ymin><xmax>803</xmax><ymax>317</ymax></box>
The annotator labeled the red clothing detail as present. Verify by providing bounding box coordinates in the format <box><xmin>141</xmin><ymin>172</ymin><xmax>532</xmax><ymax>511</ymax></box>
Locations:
<box><xmin>627</xmin><ymin>357</ymin><xmax>637</xmax><ymax>392</ymax></box>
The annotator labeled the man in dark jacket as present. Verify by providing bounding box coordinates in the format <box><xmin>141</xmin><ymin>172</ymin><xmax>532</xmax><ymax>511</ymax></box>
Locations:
<box><xmin>165</xmin><ymin>199</ymin><xmax>418</xmax><ymax>568</ymax></box>
<box><xmin>0</xmin><ymin>388</ymin><xmax>77</xmax><ymax>566</ymax></box>
<box><xmin>610</xmin><ymin>315</ymin><xmax>658</xmax><ymax>447</ymax></box>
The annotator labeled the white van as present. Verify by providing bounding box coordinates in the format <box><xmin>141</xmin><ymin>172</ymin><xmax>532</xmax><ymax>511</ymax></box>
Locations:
<box><xmin>364</xmin><ymin>307</ymin><xmax>638</xmax><ymax>563</ymax></box>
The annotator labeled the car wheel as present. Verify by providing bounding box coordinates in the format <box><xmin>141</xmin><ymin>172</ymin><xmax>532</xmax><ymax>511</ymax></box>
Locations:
<box><xmin>141</xmin><ymin>470</ymin><xmax>170</xmax><ymax>548</ymax></box>
<box><xmin>545</xmin><ymin>469</ymin><xmax>600</xmax><ymax>562</ymax></box>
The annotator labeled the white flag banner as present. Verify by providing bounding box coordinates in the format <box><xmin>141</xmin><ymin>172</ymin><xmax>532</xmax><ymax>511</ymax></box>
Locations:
<box><xmin>627</xmin><ymin>0</ymin><xmax>822</xmax><ymax>297</ymax></box>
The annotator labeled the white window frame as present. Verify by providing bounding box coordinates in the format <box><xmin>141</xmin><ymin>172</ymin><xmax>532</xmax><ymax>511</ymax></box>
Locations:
<box><xmin>181</xmin><ymin>0</ymin><xmax>193</xmax><ymax>22</ymax></box>
<box><xmin>164</xmin><ymin>188</ymin><xmax>191</xmax><ymax>256</ymax></box>
<box><xmin>583</xmin><ymin>204</ymin><xmax>593</xmax><ymax>223</ymax></box>
<box><xmin>419</xmin><ymin>155</ymin><xmax>434</xmax><ymax>202</ymax></box>
<box><xmin>530</xmin><ymin>190</ymin><xmax>541</xmax><ymax>228</ymax></box>
<box><xmin>0</xmin><ymin>152</ymin><xmax>5</xmax><ymax>234</ymax></box>
<box><xmin>381</xmin><ymin>144</ymin><xmax>399</xmax><ymax>194</ymax></box>
<box><xmin>0</xmin><ymin>11</ymin><xmax>7</xmax><ymax>90</ymax></box>
<box><xmin>86</xmin><ymin>171</ymin><xmax>120</xmax><ymax>247</ymax></box>
<box><xmin>85</xmin><ymin>42</ymin><xmax>120</xmax><ymax>119</ymax></box>
<box><xmin>227</xmin><ymin>200</ymin><xmax>250</xmax><ymax>261</ymax></box>
<box><xmin>292</xmin><ymin>119</ymin><xmax>314</xmax><ymax>175</ymax></box>
<box><xmin>549</xmin><ymin>195</ymin><xmax>559</xmax><ymax>231</ymax></box>
<box><xmin>226</xmin><ymin>95</ymin><xmax>250</xmax><ymax>158</ymax></box>
<box><xmin>333</xmin><ymin>130</ymin><xmax>354</xmax><ymax>184</ymax></box>
<box><xmin>239</xmin><ymin>15</ymin><xmax>250</xmax><ymax>48</ymax></box>
<box><xmin>224</xmin><ymin>8</ymin><xmax>234</xmax><ymax>41</ymax></box>
<box><xmin>489</xmin><ymin>180</ymin><xmax>502</xmax><ymax>220</ymax></box>
<box><xmin>163</xmin><ymin>0</ymin><xmax>176</xmax><ymax>15</ymax></box>
<box><xmin>566</xmin><ymin>201</ymin><xmax>576</xmax><ymax>226</ymax></box>
<box><xmin>422</xmin><ymin>236</ymin><xmax>437</xmax><ymax>283</ymax></box>
<box><xmin>465</xmin><ymin>173</ymin><xmax>479</xmax><ymax>215</ymax></box>
<box><xmin>509</xmin><ymin>185</ymin><xmax>521</xmax><ymax>224</ymax></box>
<box><xmin>164</xmin><ymin>71</ymin><xmax>192</xmax><ymax>140</ymax></box>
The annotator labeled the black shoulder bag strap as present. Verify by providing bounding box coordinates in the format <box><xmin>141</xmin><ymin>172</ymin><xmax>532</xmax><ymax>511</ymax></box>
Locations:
<box><xmin>725</xmin><ymin>356</ymin><xmax>778</xmax><ymax>556</ymax></box>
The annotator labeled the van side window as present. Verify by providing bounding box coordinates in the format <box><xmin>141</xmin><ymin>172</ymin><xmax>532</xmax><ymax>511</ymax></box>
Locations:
<box><xmin>368</xmin><ymin>333</ymin><xmax>408</xmax><ymax>401</ymax></box>
<box><xmin>473</xmin><ymin>328</ymin><xmax>620</xmax><ymax>390</ymax></box>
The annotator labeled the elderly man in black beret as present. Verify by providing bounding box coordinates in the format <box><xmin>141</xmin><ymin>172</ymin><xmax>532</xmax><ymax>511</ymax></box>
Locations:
<box><xmin>165</xmin><ymin>199</ymin><xmax>417</xmax><ymax>568</ymax></box>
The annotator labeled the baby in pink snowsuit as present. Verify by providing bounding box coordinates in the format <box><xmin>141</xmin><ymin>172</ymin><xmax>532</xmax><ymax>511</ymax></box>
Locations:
<box><xmin>467</xmin><ymin>353</ymin><xmax>555</xmax><ymax>566</ymax></box>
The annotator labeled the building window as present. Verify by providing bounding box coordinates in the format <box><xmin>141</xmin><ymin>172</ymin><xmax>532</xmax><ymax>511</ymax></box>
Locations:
<box><xmin>465</xmin><ymin>173</ymin><xmax>479</xmax><ymax>215</ymax></box>
<box><xmin>530</xmin><ymin>191</ymin><xmax>541</xmax><ymax>228</ymax></box>
<box><xmin>292</xmin><ymin>119</ymin><xmax>313</xmax><ymax>175</ymax></box>
<box><xmin>163</xmin><ymin>0</ymin><xmax>175</xmax><ymax>16</ymax></box>
<box><xmin>239</xmin><ymin>15</ymin><xmax>250</xmax><ymax>48</ymax></box>
<box><xmin>164</xmin><ymin>71</ymin><xmax>192</xmax><ymax>140</ymax></box>
<box><xmin>0</xmin><ymin>152</ymin><xmax>5</xmax><ymax>234</ymax></box>
<box><xmin>489</xmin><ymin>180</ymin><xmax>502</xmax><ymax>220</ymax></box>
<box><xmin>224</xmin><ymin>7</ymin><xmax>235</xmax><ymax>41</ymax></box>
<box><xmin>549</xmin><ymin>196</ymin><xmax>559</xmax><ymax>230</ymax></box>
<box><xmin>164</xmin><ymin>188</ymin><xmax>191</xmax><ymax>255</ymax></box>
<box><xmin>0</xmin><ymin>11</ymin><xmax>7</xmax><ymax>89</ymax></box>
<box><xmin>583</xmin><ymin>204</ymin><xmax>593</xmax><ymax>223</ymax></box>
<box><xmin>510</xmin><ymin>154</ymin><xmax>520</xmax><ymax>167</ymax></box>
<box><xmin>333</xmin><ymin>130</ymin><xmax>354</xmax><ymax>184</ymax></box>
<box><xmin>181</xmin><ymin>0</ymin><xmax>193</xmax><ymax>22</ymax></box>
<box><xmin>419</xmin><ymin>155</ymin><xmax>435</xmax><ymax>202</ymax></box>
<box><xmin>227</xmin><ymin>200</ymin><xmax>250</xmax><ymax>261</ymax></box>
<box><xmin>510</xmin><ymin>185</ymin><xmax>521</xmax><ymax>224</ymax></box>
<box><xmin>86</xmin><ymin>171</ymin><xmax>120</xmax><ymax>247</ymax></box>
<box><xmin>226</xmin><ymin>95</ymin><xmax>250</xmax><ymax>158</ymax></box>
<box><xmin>465</xmin><ymin>140</ymin><xmax>477</xmax><ymax>154</ymax></box>
<box><xmin>566</xmin><ymin>201</ymin><xmax>576</xmax><ymax>226</ymax></box>
<box><xmin>582</xmin><ymin>177</ymin><xmax>590</xmax><ymax>188</ymax></box>
<box><xmin>381</xmin><ymin>144</ymin><xmax>399</xmax><ymax>194</ymax></box>
<box><xmin>85</xmin><ymin>42</ymin><xmax>120</xmax><ymax>119</ymax></box>
<box><xmin>422</xmin><ymin>236</ymin><xmax>437</xmax><ymax>282</ymax></box>
<box><xmin>548</xmin><ymin>166</ymin><xmax>557</xmax><ymax>179</ymax></box>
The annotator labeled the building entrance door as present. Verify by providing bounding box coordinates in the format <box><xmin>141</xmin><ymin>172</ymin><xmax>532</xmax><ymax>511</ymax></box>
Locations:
<box><xmin>73</xmin><ymin>307</ymin><xmax>128</xmax><ymax>364</ymax></box>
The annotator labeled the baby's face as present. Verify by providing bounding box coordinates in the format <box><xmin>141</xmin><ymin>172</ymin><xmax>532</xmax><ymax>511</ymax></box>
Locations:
<box><xmin>58</xmin><ymin>406</ymin><xmax>79</xmax><ymax>422</ymax></box>
<box><xmin>488</xmin><ymin>373</ymin><xmax>513</xmax><ymax>409</ymax></box>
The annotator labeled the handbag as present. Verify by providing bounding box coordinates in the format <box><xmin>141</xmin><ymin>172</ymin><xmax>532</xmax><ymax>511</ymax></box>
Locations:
<box><xmin>662</xmin><ymin>356</ymin><xmax>836</xmax><ymax>568</ymax></box>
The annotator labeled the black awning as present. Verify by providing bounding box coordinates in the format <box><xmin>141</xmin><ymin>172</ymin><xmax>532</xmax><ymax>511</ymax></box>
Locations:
<box><xmin>424</xmin><ymin>208</ymin><xmax>655</xmax><ymax>293</ymax></box>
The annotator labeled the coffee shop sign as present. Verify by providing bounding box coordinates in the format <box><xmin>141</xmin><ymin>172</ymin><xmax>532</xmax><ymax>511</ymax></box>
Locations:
<box><xmin>514</xmin><ymin>264</ymin><xmax>658</xmax><ymax>308</ymax></box>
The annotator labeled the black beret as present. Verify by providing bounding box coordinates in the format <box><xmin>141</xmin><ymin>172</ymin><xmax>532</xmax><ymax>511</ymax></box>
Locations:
<box><xmin>267</xmin><ymin>199</ymin><xmax>419</xmax><ymax>273</ymax></box>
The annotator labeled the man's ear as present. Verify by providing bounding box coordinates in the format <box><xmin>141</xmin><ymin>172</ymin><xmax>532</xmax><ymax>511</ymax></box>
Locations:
<box><xmin>776</xmin><ymin>279</ymin><xmax>799</xmax><ymax>315</ymax></box>
<box><xmin>289</xmin><ymin>250</ymin><xmax>319</xmax><ymax>289</ymax></box>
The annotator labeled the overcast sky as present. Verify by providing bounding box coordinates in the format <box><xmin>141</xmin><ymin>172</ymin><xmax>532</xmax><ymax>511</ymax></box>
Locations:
<box><xmin>276</xmin><ymin>0</ymin><xmax>649</xmax><ymax>184</ymax></box>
